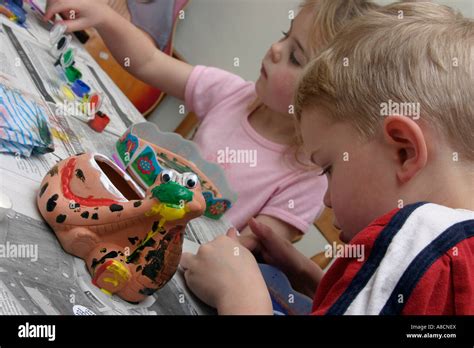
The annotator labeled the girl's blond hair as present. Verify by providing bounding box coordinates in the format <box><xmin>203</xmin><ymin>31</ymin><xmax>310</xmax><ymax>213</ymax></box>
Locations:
<box><xmin>294</xmin><ymin>2</ymin><xmax>474</xmax><ymax>161</ymax></box>
<box><xmin>248</xmin><ymin>0</ymin><xmax>379</xmax><ymax>115</ymax></box>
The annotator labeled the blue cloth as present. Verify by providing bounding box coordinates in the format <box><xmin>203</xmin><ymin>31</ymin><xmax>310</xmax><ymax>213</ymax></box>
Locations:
<box><xmin>258</xmin><ymin>263</ymin><xmax>313</xmax><ymax>315</ymax></box>
<box><xmin>0</xmin><ymin>83</ymin><xmax>54</xmax><ymax>157</ymax></box>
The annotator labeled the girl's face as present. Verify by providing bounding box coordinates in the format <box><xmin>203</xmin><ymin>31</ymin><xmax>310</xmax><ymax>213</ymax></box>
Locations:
<box><xmin>255</xmin><ymin>8</ymin><xmax>313</xmax><ymax>114</ymax></box>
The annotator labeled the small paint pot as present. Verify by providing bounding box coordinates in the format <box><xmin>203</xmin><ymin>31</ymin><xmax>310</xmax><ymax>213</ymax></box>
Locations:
<box><xmin>71</xmin><ymin>79</ymin><xmax>91</xmax><ymax>98</ymax></box>
<box><xmin>60</xmin><ymin>48</ymin><xmax>75</xmax><ymax>68</ymax></box>
<box><xmin>88</xmin><ymin>111</ymin><xmax>110</xmax><ymax>133</ymax></box>
<box><xmin>64</xmin><ymin>66</ymin><xmax>82</xmax><ymax>83</ymax></box>
<box><xmin>50</xmin><ymin>34</ymin><xmax>72</xmax><ymax>58</ymax></box>
<box><xmin>81</xmin><ymin>92</ymin><xmax>103</xmax><ymax>116</ymax></box>
<box><xmin>50</xmin><ymin>23</ymin><xmax>71</xmax><ymax>58</ymax></box>
<box><xmin>60</xmin><ymin>84</ymin><xmax>76</xmax><ymax>101</ymax></box>
<box><xmin>50</xmin><ymin>23</ymin><xmax>68</xmax><ymax>44</ymax></box>
<box><xmin>87</xmin><ymin>92</ymin><xmax>102</xmax><ymax>115</ymax></box>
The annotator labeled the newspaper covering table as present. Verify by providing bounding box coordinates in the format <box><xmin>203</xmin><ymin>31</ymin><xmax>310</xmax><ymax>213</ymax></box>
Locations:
<box><xmin>0</xmin><ymin>9</ymin><xmax>229</xmax><ymax>315</ymax></box>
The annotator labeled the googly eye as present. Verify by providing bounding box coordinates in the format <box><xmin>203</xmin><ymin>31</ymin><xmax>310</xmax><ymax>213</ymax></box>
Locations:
<box><xmin>183</xmin><ymin>173</ymin><xmax>199</xmax><ymax>189</ymax></box>
<box><xmin>161</xmin><ymin>169</ymin><xmax>176</xmax><ymax>183</ymax></box>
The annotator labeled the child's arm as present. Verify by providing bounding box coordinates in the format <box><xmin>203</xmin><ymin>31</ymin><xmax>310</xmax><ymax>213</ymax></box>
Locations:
<box><xmin>241</xmin><ymin>218</ymin><xmax>323</xmax><ymax>298</ymax></box>
<box><xmin>239</xmin><ymin>215</ymin><xmax>301</xmax><ymax>250</ymax></box>
<box><xmin>45</xmin><ymin>0</ymin><xmax>193</xmax><ymax>100</ymax></box>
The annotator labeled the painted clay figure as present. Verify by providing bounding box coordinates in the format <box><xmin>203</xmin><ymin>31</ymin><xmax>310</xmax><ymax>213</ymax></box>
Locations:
<box><xmin>37</xmin><ymin>153</ymin><xmax>206</xmax><ymax>303</ymax></box>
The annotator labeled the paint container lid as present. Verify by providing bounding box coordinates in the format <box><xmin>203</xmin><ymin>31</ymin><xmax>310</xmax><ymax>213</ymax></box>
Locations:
<box><xmin>50</xmin><ymin>23</ymin><xmax>68</xmax><ymax>45</ymax></box>
<box><xmin>50</xmin><ymin>34</ymin><xmax>72</xmax><ymax>58</ymax></box>
<box><xmin>87</xmin><ymin>92</ymin><xmax>102</xmax><ymax>115</ymax></box>
<box><xmin>0</xmin><ymin>192</ymin><xmax>12</xmax><ymax>221</ymax></box>
<box><xmin>60</xmin><ymin>48</ymin><xmax>75</xmax><ymax>68</ymax></box>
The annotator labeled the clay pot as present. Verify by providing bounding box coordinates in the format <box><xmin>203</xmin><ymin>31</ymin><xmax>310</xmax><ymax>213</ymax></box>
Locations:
<box><xmin>37</xmin><ymin>153</ymin><xmax>206</xmax><ymax>302</ymax></box>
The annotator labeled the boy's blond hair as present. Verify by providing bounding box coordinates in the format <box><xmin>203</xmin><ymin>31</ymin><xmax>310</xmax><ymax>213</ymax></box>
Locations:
<box><xmin>248</xmin><ymin>0</ymin><xmax>379</xmax><ymax>112</ymax></box>
<box><xmin>295</xmin><ymin>2</ymin><xmax>474</xmax><ymax>161</ymax></box>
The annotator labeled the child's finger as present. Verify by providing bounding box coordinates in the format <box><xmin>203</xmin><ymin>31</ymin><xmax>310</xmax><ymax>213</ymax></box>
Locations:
<box><xmin>59</xmin><ymin>18</ymin><xmax>89</xmax><ymax>33</ymax></box>
<box><xmin>226</xmin><ymin>227</ymin><xmax>240</xmax><ymax>240</ymax></box>
<box><xmin>179</xmin><ymin>252</ymin><xmax>196</xmax><ymax>271</ymax></box>
<box><xmin>248</xmin><ymin>218</ymin><xmax>273</xmax><ymax>242</ymax></box>
<box><xmin>238</xmin><ymin>235</ymin><xmax>260</xmax><ymax>252</ymax></box>
<box><xmin>44</xmin><ymin>0</ymin><xmax>76</xmax><ymax>21</ymax></box>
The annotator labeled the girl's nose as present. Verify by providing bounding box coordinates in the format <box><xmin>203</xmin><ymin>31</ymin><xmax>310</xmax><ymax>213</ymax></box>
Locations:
<box><xmin>270</xmin><ymin>42</ymin><xmax>282</xmax><ymax>63</ymax></box>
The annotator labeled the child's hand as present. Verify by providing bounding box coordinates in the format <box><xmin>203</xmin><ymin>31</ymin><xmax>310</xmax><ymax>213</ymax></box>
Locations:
<box><xmin>44</xmin><ymin>0</ymin><xmax>111</xmax><ymax>32</ymax></box>
<box><xmin>246</xmin><ymin>218</ymin><xmax>323</xmax><ymax>297</ymax></box>
<box><xmin>180</xmin><ymin>229</ymin><xmax>272</xmax><ymax>314</ymax></box>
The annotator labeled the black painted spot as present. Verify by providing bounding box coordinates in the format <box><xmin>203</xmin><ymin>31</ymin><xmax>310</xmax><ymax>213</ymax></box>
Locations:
<box><xmin>136</xmin><ymin>265</ymin><xmax>142</xmax><ymax>272</ymax></box>
<box><xmin>139</xmin><ymin>287</ymin><xmax>158</xmax><ymax>296</ymax></box>
<box><xmin>127</xmin><ymin>252</ymin><xmax>140</xmax><ymax>264</ymax></box>
<box><xmin>56</xmin><ymin>214</ymin><xmax>67</xmax><ymax>223</ymax></box>
<box><xmin>48</xmin><ymin>165</ymin><xmax>58</xmax><ymax>177</ymax></box>
<box><xmin>133</xmin><ymin>201</ymin><xmax>142</xmax><ymax>208</ymax></box>
<box><xmin>109</xmin><ymin>204</ymin><xmax>123</xmax><ymax>212</ymax></box>
<box><xmin>100</xmin><ymin>248</ymin><xmax>107</xmax><ymax>253</ymax></box>
<box><xmin>91</xmin><ymin>251</ymin><xmax>119</xmax><ymax>269</ymax></box>
<box><xmin>39</xmin><ymin>183</ymin><xmax>49</xmax><ymax>198</ymax></box>
<box><xmin>91</xmin><ymin>213</ymin><xmax>99</xmax><ymax>220</ymax></box>
<box><xmin>81</xmin><ymin>211</ymin><xmax>89</xmax><ymax>219</ymax></box>
<box><xmin>152</xmin><ymin>221</ymin><xmax>159</xmax><ymax>232</ymax></box>
<box><xmin>144</xmin><ymin>238</ymin><xmax>156</xmax><ymax>248</ymax></box>
<box><xmin>141</xmin><ymin>234</ymin><xmax>175</xmax><ymax>281</ymax></box>
<box><xmin>46</xmin><ymin>194</ymin><xmax>59</xmax><ymax>212</ymax></box>
<box><xmin>75</xmin><ymin>169</ymin><xmax>86</xmax><ymax>182</ymax></box>
<box><xmin>142</xmin><ymin>249</ymin><xmax>165</xmax><ymax>281</ymax></box>
<box><xmin>126</xmin><ymin>237</ymin><xmax>156</xmax><ymax>264</ymax></box>
<box><xmin>128</xmin><ymin>237</ymin><xmax>139</xmax><ymax>245</ymax></box>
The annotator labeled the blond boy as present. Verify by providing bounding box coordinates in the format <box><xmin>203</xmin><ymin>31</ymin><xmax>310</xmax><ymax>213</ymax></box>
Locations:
<box><xmin>181</xmin><ymin>2</ymin><xmax>474</xmax><ymax>315</ymax></box>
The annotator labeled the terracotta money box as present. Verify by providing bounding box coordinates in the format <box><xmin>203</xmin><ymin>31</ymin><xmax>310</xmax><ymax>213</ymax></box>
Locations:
<box><xmin>37</xmin><ymin>152</ymin><xmax>206</xmax><ymax>303</ymax></box>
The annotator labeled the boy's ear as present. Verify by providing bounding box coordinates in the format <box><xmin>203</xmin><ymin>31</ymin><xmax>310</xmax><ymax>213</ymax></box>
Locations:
<box><xmin>382</xmin><ymin>115</ymin><xmax>428</xmax><ymax>184</ymax></box>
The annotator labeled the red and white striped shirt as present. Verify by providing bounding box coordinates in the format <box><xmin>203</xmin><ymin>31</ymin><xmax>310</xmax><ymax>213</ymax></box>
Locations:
<box><xmin>312</xmin><ymin>202</ymin><xmax>474</xmax><ymax>315</ymax></box>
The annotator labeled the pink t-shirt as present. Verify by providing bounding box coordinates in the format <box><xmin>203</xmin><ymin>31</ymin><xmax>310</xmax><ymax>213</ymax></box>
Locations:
<box><xmin>185</xmin><ymin>65</ymin><xmax>327</xmax><ymax>232</ymax></box>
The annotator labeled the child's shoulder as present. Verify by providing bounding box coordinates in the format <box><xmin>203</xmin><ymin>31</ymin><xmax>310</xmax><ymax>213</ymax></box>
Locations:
<box><xmin>354</xmin><ymin>202</ymin><xmax>474</xmax><ymax>248</ymax></box>
<box><xmin>313</xmin><ymin>202</ymin><xmax>474</xmax><ymax>315</ymax></box>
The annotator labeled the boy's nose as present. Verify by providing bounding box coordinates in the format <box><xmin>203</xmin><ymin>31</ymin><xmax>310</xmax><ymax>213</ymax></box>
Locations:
<box><xmin>323</xmin><ymin>189</ymin><xmax>332</xmax><ymax>209</ymax></box>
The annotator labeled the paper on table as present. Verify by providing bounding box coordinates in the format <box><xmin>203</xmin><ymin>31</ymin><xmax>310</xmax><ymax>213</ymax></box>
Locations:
<box><xmin>0</xmin><ymin>8</ymin><xmax>231</xmax><ymax>315</ymax></box>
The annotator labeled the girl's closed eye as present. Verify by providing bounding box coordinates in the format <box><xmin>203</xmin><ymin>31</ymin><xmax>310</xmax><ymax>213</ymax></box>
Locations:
<box><xmin>280</xmin><ymin>30</ymin><xmax>301</xmax><ymax>66</ymax></box>
<box><xmin>290</xmin><ymin>51</ymin><xmax>301</xmax><ymax>66</ymax></box>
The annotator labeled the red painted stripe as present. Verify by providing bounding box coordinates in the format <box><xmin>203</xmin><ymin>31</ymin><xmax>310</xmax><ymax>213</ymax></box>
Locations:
<box><xmin>61</xmin><ymin>157</ymin><xmax>119</xmax><ymax>207</ymax></box>
<box><xmin>92</xmin><ymin>259</ymin><xmax>115</xmax><ymax>286</ymax></box>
